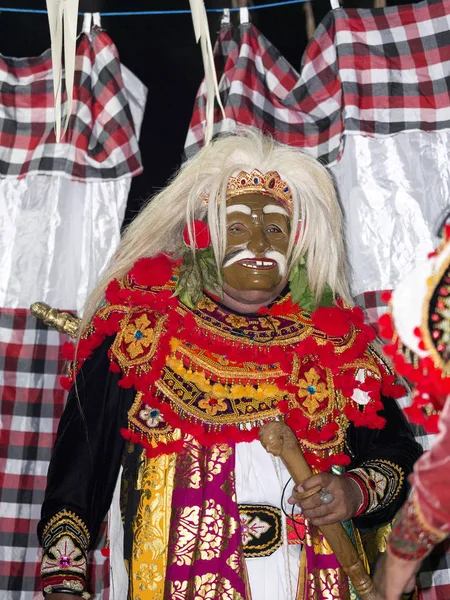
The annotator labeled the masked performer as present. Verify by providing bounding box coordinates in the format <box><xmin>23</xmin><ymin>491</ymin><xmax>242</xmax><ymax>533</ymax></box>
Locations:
<box><xmin>373</xmin><ymin>232</ymin><xmax>450</xmax><ymax>600</ymax></box>
<box><xmin>38</xmin><ymin>129</ymin><xmax>420</xmax><ymax>600</ymax></box>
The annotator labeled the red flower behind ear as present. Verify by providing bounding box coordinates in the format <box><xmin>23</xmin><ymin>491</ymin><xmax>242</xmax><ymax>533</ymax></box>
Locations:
<box><xmin>183</xmin><ymin>220</ymin><xmax>211</xmax><ymax>249</ymax></box>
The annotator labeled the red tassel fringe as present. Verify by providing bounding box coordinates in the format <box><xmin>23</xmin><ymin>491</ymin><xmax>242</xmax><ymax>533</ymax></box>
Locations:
<box><xmin>62</xmin><ymin>256</ymin><xmax>398</xmax><ymax>470</ymax></box>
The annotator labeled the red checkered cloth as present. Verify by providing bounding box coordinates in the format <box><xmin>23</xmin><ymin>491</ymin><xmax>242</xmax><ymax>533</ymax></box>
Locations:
<box><xmin>0</xmin><ymin>27</ymin><xmax>142</xmax><ymax>181</ymax></box>
<box><xmin>185</xmin><ymin>0</ymin><xmax>450</xmax><ymax>164</ymax></box>
<box><xmin>0</xmin><ymin>309</ymin><xmax>110</xmax><ymax>599</ymax></box>
<box><xmin>185</xmin><ymin>21</ymin><xmax>301</xmax><ymax>159</ymax></box>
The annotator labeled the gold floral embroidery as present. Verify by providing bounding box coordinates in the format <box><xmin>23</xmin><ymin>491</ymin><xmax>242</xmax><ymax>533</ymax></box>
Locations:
<box><xmin>220</xmin><ymin>473</ymin><xmax>236</xmax><ymax>500</ymax></box>
<box><xmin>159</xmin><ymin>370</ymin><xmax>283</xmax><ymax>426</ymax></box>
<box><xmin>297</xmin><ymin>367</ymin><xmax>329</xmax><ymax>414</ymax></box>
<box><xmin>198</xmin><ymin>395</ymin><xmax>228</xmax><ymax>416</ymax></box>
<box><xmin>123</xmin><ymin>314</ymin><xmax>155</xmax><ymax>359</ymax></box>
<box><xmin>174</xmin><ymin>442</ymin><xmax>202</xmax><ymax>490</ymax></box>
<box><xmin>226</xmin><ymin>551</ymin><xmax>242</xmax><ymax>573</ymax></box>
<box><xmin>169</xmin><ymin>574</ymin><xmax>244</xmax><ymax>600</ymax></box>
<box><xmin>134</xmin><ymin>561</ymin><xmax>163</xmax><ymax>592</ymax></box>
<box><xmin>225</xmin><ymin>314</ymin><xmax>249</xmax><ymax>328</ymax></box>
<box><xmin>307</xmin><ymin>567</ymin><xmax>349</xmax><ymax>599</ymax></box>
<box><xmin>112</xmin><ymin>310</ymin><xmax>167</xmax><ymax>370</ymax></box>
<box><xmin>260</xmin><ymin>316</ymin><xmax>281</xmax><ymax>329</ymax></box>
<box><xmin>170</xmin><ymin>500</ymin><xmax>239</xmax><ymax>566</ymax></box>
<box><xmin>206</xmin><ymin>444</ymin><xmax>233</xmax><ymax>481</ymax></box>
<box><xmin>197</xmin><ymin>296</ymin><xmax>217</xmax><ymax>312</ymax></box>
<box><xmin>169</xmin><ymin>579</ymin><xmax>188</xmax><ymax>600</ymax></box>
<box><xmin>178</xmin><ymin>294</ymin><xmax>315</xmax><ymax>347</ymax></box>
<box><xmin>304</xmin><ymin>524</ymin><xmax>333</xmax><ymax>555</ymax></box>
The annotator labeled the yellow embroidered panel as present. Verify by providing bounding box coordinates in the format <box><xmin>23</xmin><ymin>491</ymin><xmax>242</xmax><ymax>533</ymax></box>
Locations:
<box><xmin>130</xmin><ymin>452</ymin><xmax>176</xmax><ymax>600</ymax></box>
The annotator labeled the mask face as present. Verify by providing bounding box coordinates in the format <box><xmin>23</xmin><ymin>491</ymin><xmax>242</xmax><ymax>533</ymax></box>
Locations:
<box><xmin>223</xmin><ymin>193</ymin><xmax>291</xmax><ymax>294</ymax></box>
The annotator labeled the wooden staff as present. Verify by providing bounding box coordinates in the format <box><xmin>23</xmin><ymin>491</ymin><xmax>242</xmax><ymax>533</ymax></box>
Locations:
<box><xmin>259</xmin><ymin>421</ymin><xmax>376</xmax><ymax>600</ymax></box>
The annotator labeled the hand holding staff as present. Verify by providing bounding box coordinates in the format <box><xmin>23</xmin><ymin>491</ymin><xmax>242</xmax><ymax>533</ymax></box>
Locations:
<box><xmin>259</xmin><ymin>420</ymin><xmax>376</xmax><ymax>600</ymax></box>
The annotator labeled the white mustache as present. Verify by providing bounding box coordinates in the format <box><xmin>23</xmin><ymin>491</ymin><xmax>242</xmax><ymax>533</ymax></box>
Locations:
<box><xmin>223</xmin><ymin>249</ymin><xmax>287</xmax><ymax>276</ymax></box>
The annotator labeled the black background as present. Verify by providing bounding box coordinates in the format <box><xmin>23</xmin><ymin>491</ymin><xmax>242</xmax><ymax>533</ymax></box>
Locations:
<box><xmin>0</xmin><ymin>0</ymin><xmax>409</xmax><ymax>224</ymax></box>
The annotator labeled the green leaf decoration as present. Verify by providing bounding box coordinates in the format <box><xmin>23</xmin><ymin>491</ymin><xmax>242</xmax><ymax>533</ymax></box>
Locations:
<box><xmin>175</xmin><ymin>247</ymin><xmax>222</xmax><ymax>308</ymax></box>
<box><xmin>198</xmin><ymin>247</ymin><xmax>223</xmax><ymax>297</ymax></box>
<box><xmin>289</xmin><ymin>260</ymin><xmax>315</xmax><ymax>311</ymax></box>
<box><xmin>318</xmin><ymin>283</ymin><xmax>333</xmax><ymax>308</ymax></box>
<box><xmin>175</xmin><ymin>252</ymin><xmax>203</xmax><ymax>309</ymax></box>
<box><xmin>289</xmin><ymin>256</ymin><xmax>334</xmax><ymax>311</ymax></box>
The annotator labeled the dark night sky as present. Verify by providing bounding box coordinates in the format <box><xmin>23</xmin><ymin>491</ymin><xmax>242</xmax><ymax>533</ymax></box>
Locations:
<box><xmin>0</xmin><ymin>0</ymin><xmax>409</xmax><ymax>224</ymax></box>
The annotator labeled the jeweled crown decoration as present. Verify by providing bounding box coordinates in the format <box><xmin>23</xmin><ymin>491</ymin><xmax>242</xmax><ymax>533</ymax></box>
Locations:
<box><xmin>226</xmin><ymin>169</ymin><xmax>293</xmax><ymax>212</ymax></box>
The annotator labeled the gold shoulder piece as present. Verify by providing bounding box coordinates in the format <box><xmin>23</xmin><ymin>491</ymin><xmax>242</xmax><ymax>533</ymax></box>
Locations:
<box><xmin>30</xmin><ymin>302</ymin><xmax>81</xmax><ymax>338</ymax></box>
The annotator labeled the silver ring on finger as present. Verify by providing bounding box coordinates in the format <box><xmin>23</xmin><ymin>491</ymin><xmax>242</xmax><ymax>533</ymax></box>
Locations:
<box><xmin>319</xmin><ymin>488</ymin><xmax>334</xmax><ymax>505</ymax></box>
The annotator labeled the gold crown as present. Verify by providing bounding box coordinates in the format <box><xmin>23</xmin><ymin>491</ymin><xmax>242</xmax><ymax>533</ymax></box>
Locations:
<box><xmin>226</xmin><ymin>169</ymin><xmax>293</xmax><ymax>212</ymax></box>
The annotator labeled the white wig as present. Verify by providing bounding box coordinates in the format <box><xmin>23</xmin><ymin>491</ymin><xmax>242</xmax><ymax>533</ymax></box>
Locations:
<box><xmin>82</xmin><ymin>127</ymin><xmax>351</xmax><ymax>324</ymax></box>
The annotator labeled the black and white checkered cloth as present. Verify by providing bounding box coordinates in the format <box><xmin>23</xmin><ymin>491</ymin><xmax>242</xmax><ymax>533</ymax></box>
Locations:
<box><xmin>0</xmin><ymin>27</ymin><xmax>142</xmax><ymax>181</ymax></box>
<box><xmin>0</xmin><ymin>309</ymin><xmax>109</xmax><ymax>599</ymax></box>
<box><xmin>186</xmin><ymin>0</ymin><xmax>450</xmax><ymax>166</ymax></box>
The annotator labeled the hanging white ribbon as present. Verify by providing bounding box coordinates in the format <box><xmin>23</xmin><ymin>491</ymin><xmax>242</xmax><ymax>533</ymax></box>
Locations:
<box><xmin>222</xmin><ymin>8</ymin><xmax>231</xmax><ymax>24</ymax></box>
<box><xmin>46</xmin><ymin>0</ymin><xmax>79</xmax><ymax>142</ymax></box>
<box><xmin>239</xmin><ymin>6</ymin><xmax>250</xmax><ymax>24</ymax></box>
<box><xmin>82</xmin><ymin>12</ymin><xmax>92</xmax><ymax>34</ymax></box>
<box><xmin>189</xmin><ymin>0</ymin><xmax>225</xmax><ymax>145</ymax></box>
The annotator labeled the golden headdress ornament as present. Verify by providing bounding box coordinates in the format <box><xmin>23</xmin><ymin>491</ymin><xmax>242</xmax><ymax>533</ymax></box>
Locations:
<box><xmin>226</xmin><ymin>169</ymin><xmax>293</xmax><ymax>213</ymax></box>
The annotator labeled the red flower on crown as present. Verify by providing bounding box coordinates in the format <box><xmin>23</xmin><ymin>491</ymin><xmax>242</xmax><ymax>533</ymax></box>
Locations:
<box><xmin>183</xmin><ymin>220</ymin><xmax>211</xmax><ymax>250</ymax></box>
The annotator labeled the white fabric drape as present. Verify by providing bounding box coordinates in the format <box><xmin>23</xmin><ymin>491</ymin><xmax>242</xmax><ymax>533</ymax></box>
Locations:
<box><xmin>235</xmin><ymin>441</ymin><xmax>301</xmax><ymax>600</ymax></box>
<box><xmin>331</xmin><ymin>131</ymin><xmax>450</xmax><ymax>295</ymax></box>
